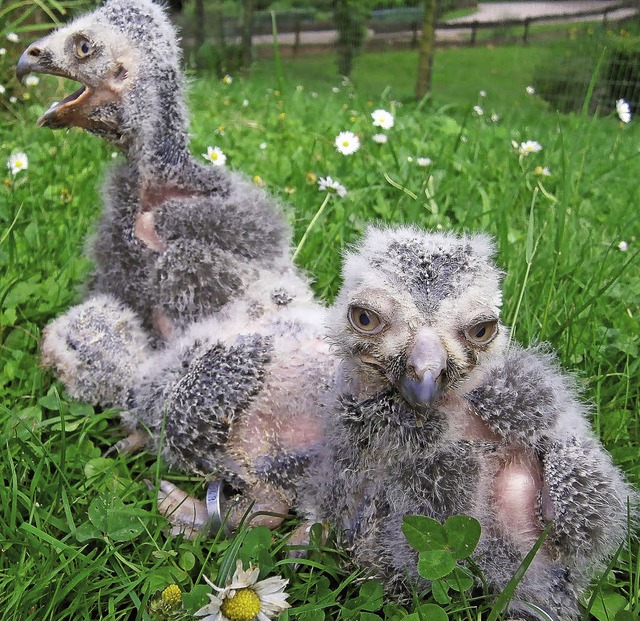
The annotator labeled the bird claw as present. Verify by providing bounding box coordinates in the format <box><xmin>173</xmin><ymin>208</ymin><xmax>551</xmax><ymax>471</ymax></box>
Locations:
<box><xmin>155</xmin><ymin>480</ymin><xmax>209</xmax><ymax>539</ymax></box>
<box><xmin>103</xmin><ymin>429</ymin><xmax>148</xmax><ymax>457</ymax></box>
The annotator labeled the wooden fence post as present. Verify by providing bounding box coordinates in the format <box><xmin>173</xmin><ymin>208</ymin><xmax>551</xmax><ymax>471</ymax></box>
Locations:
<box><xmin>523</xmin><ymin>17</ymin><xmax>530</xmax><ymax>44</ymax></box>
<box><xmin>471</xmin><ymin>20</ymin><xmax>478</xmax><ymax>45</ymax></box>
<box><xmin>294</xmin><ymin>14</ymin><xmax>301</xmax><ymax>55</ymax></box>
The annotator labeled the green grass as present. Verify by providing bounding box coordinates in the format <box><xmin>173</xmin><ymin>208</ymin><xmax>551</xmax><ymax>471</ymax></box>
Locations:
<box><xmin>1</xmin><ymin>41</ymin><xmax>639</xmax><ymax>619</ymax></box>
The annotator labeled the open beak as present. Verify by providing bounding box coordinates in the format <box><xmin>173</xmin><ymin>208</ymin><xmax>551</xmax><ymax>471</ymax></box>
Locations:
<box><xmin>17</xmin><ymin>38</ymin><xmax>93</xmax><ymax>129</ymax></box>
<box><xmin>395</xmin><ymin>326</ymin><xmax>447</xmax><ymax>408</ymax></box>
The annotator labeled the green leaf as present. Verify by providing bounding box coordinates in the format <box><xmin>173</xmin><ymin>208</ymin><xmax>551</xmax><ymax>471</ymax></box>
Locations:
<box><xmin>299</xmin><ymin>609</ymin><xmax>325</xmax><ymax>621</ymax></box>
<box><xmin>179</xmin><ymin>550</ymin><xmax>196</xmax><ymax>571</ymax></box>
<box><xmin>402</xmin><ymin>515</ymin><xmax>446</xmax><ymax>552</ymax></box>
<box><xmin>73</xmin><ymin>522</ymin><xmax>102</xmax><ymax>543</ymax></box>
<box><xmin>38</xmin><ymin>394</ymin><xmax>61</xmax><ymax>411</ymax></box>
<box><xmin>589</xmin><ymin>591</ymin><xmax>629</xmax><ymax>621</ymax></box>
<box><xmin>417</xmin><ymin>550</ymin><xmax>457</xmax><ymax>581</ymax></box>
<box><xmin>405</xmin><ymin>604</ymin><xmax>449</xmax><ymax>621</ymax></box>
<box><xmin>241</xmin><ymin>525</ymin><xmax>272</xmax><ymax>558</ymax></box>
<box><xmin>431</xmin><ymin>580</ymin><xmax>451</xmax><ymax>605</ymax></box>
<box><xmin>445</xmin><ymin>566</ymin><xmax>474</xmax><ymax>592</ymax></box>
<box><xmin>87</xmin><ymin>493</ymin><xmax>146</xmax><ymax>542</ymax></box>
<box><xmin>443</xmin><ymin>515</ymin><xmax>481</xmax><ymax>559</ymax></box>
<box><xmin>182</xmin><ymin>585</ymin><xmax>212</xmax><ymax>614</ymax></box>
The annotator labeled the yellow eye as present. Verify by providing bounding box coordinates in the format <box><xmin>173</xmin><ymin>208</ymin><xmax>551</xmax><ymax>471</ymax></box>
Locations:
<box><xmin>465</xmin><ymin>320</ymin><xmax>498</xmax><ymax>345</ymax></box>
<box><xmin>348</xmin><ymin>306</ymin><xmax>383</xmax><ymax>334</ymax></box>
<box><xmin>75</xmin><ymin>38</ymin><xmax>94</xmax><ymax>58</ymax></box>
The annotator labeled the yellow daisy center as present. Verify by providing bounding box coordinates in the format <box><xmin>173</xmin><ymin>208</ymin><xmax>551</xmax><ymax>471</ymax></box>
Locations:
<box><xmin>343</xmin><ymin>140</ymin><xmax>349</xmax><ymax>146</ymax></box>
<box><xmin>161</xmin><ymin>584</ymin><xmax>182</xmax><ymax>608</ymax></box>
<box><xmin>221</xmin><ymin>588</ymin><xmax>261</xmax><ymax>621</ymax></box>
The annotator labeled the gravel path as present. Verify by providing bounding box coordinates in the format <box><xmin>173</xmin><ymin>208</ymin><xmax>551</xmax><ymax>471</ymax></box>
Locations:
<box><xmin>447</xmin><ymin>0</ymin><xmax>632</xmax><ymax>23</ymax></box>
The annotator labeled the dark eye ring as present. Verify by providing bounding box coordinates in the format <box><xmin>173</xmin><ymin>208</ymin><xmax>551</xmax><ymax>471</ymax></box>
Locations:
<box><xmin>348</xmin><ymin>306</ymin><xmax>384</xmax><ymax>334</ymax></box>
<box><xmin>464</xmin><ymin>320</ymin><xmax>498</xmax><ymax>346</ymax></box>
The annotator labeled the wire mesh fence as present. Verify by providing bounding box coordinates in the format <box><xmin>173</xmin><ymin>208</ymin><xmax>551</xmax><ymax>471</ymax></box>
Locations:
<box><xmin>172</xmin><ymin>1</ymin><xmax>639</xmax><ymax>115</ymax></box>
<box><xmin>532</xmin><ymin>17</ymin><xmax>640</xmax><ymax>115</ymax></box>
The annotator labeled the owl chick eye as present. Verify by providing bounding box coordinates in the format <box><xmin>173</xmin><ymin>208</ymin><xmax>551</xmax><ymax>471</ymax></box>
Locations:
<box><xmin>465</xmin><ymin>320</ymin><xmax>498</xmax><ymax>346</ymax></box>
<box><xmin>74</xmin><ymin>37</ymin><xmax>94</xmax><ymax>59</ymax></box>
<box><xmin>348</xmin><ymin>306</ymin><xmax>384</xmax><ymax>334</ymax></box>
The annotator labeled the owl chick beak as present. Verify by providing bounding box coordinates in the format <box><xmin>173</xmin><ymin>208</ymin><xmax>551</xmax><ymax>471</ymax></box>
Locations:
<box><xmin>396</xmin><ymin>326</ymin><xmax>447</xmax><ymax>408</ymax></box>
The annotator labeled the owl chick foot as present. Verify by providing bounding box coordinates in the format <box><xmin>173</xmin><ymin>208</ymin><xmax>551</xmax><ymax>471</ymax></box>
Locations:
<box><xmin>104</xmin><ymin>429</ymin><xmax>149</xmax><ymax>457</ymax></box>
<box><xmin>156</xmin><ymin>480</ymin><xmax>209</xmax><ymax>539</ymax></box>
<box><xmin>40</xmin><ymin>294</ymin><xmax>150</xmax><ymax>408</ymax></box>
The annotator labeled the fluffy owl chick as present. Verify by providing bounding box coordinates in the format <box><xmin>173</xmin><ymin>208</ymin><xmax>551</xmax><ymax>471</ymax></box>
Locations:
<box><xmin>18</xmin><ymin>0</ymin><xmax>304</xmax><ymax>339</ymax></box>
<box><xmin>298</xmin><ymin>225</ymin><xmax>633</xmax><ymax>619</ymax></box>
<box><xmin>41</xmin><ymin>289</ymin><xmax>336</xmax><ymax>536</ymax></box>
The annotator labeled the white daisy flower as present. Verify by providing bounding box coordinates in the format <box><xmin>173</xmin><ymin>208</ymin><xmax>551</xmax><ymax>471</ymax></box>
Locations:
<box><xmin>526</xmin><ymin>86</ymin><xmax>535</xmax><ymax>95</ymax></box>
<box><xmin>618</xmin><ymin>241</ymin><xmax>628</xmax><ymax>252</ymax></box>
<box><xmin>242</xmin><ymin>99</ymin><xmax>249</xmax><ymax>107</ymax></box>
<box><xmin>417</xmin><ymin>157</ymin><xmax>432</xmax><ymax>167</ymax></box>
<box><xmin>311</xmin><ymin>92</ymin><xmax>318</xmax><ymax>99</ymax></box>
<box><xmin>0</xmin><ymin>48</ymin><xmax>6</xmax><ymax>56</ymax></box>
<box><xmin>518</xmin><ymin>140</ymin><xmax>543</xmax><ymax>156</ymax></box>
<box><xmin>259</xmin><ymin>142</ymin><xmax>267</xmax><ymax>150</ymax></box>
<box><xmin>332</xmin><ymin>87</ymin><xmax>340</xmax><ymax>93</ymax></box>
<box><xmin>473</xmin><ymin>105</ymin><xmax>483</xmax><ymax>116</ymax></box>
<box><xmin>24</xmin><ymin>75</ymin><xmax>40</xmax><ymax>87</ymax></box>
<box><xmin>334</xmin><ymin>131</ymin><xmax>360</xmax><ymax>156</ymax></box>
<box><xmin>6</xmin><ymin>32</ymin><xmax>19</xmax><ymax>43</ymax></box>
<box><xmin>491</xmin><ymin>113</ymin><xmax>501</xmax><ymax>122</ymax></box>
<box><xmin>0</xmin><ymin>84</ymin><xmax>5</xmax><ymax>95</ymax></box>
<box><xmin>318</xmin><ymin>175</ymin><xmax>347</xmax><ymax>197</ymax></box>
<box><xmin>371</xmin><ymin>108</ymin><xmax>394</xmax><ymax>129</ymax></box>
<box><xmin>407</xmin><ymin>156</ymin><xmax>414</xmax><ymax>162</ymax></box>
<box><xmin>9</xmin><ymin>96</ymin><xmax>17</xmax><ymax>104</ymax></box>
<box><xmin>203</xmin><ymin>146</ymin><xmax>227</xmax><ymax>167</ymax></box>
<box><xmin>223</xmin><ymin>74</ymin><xmax>233</xmax><ymax>85</ymax></box>
<box><xmin>372</xmin><ymin>133</ymin><xmax>388</xmax><ymax>144</ymax></box>
<box><xmin>616</xmin><ymin>99</ymin><xmax>631</xmax><ymax>123</ymax></box>
<box><xmin>195</xmin><ymin>560</ymin><xmax>290</xmax><ymax>621</ymax></box>
<box><xmin>7</xmin><ymin>152</ymin><xmax>28</xmax><ymax>175</ymax></box>
<box><xmin>479</xmin><ymin>90</ymin><xmax>487</xmax><ymax>97</ymax></box>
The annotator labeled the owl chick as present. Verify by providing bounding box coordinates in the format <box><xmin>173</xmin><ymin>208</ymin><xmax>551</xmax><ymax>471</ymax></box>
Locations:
<box><xmin>18</xmin><ymin>0</ymin><xmax>306</xmax><ymax>341</ymax></box>
<box><xmin>298</xmin><ymin>225</ymin><xmax>634</xmax><ymax>619</ymax></box>
<box><xmin>41</xmin><ymin>289</ymin><xmax>337</xmax><ymax>537</ymax></box>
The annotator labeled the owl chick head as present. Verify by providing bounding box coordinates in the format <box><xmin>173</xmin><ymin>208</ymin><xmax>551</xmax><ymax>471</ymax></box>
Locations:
<box><xmin>17</xmin><ymin>0</ymin><xmax>186</xmax><ymax>147</ymax></box>
<box><xmin>328</xmin><ymin>225</ymin><xmax>508</xmax><ymax>407</ymax></box>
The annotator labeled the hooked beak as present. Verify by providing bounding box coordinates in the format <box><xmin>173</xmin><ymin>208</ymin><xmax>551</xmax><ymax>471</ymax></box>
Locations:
<box><xmin>396</xmin><ymin>326</ymin><xmax>447</xmax><ymax>408</ymax></box>
<box><xmin>16</xmin><ymin>38</ymin><xmax>59</xmax><ymax>82</ymax></box>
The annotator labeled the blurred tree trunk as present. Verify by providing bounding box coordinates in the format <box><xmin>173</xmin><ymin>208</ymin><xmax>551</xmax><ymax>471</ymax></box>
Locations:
<box><xmin>415</xmin><ymin>0</ymin><xmax>438</xmax><ymax>100</ymax></box>
<box><xmin>241</xmin><ymin>0</ymin><xmax>254</xmax><ymax>72</ymax></box>
<box><xmin>193</xmin><ymin>0</ymin><xmax>206</xmax><ymax>70</ymax></box>
<box><xmin>211</xmin><ymin>0</ymin><xmax>226</xmax><ymax>77</ymax></box>
<box><xmin>333</xmin><ymin>0</ymin><xmax>367</xmax><ymax>77</ymax></box>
